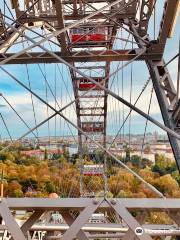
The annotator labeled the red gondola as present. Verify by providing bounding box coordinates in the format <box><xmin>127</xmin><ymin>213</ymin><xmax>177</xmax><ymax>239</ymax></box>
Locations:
<box><xmin>81</xmin><ymin>122</ymin><xmax>104</xmax><ymax>132</ymax></box>
<box><xmin>70</xmin><ymin>27</ymin><xmax>106</xmax><ymax>43</ymax></box>
<box><xmin>78</xmin><ymin>78</ymin><xmax>104</xmax><ymax>91</ymax></box>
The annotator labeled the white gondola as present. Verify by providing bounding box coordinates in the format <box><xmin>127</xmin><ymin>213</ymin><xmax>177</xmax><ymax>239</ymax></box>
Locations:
<box><xmin>83</xmin><ymin>164</ymin><xmax>104</xmax><ymax>176</ymax></box>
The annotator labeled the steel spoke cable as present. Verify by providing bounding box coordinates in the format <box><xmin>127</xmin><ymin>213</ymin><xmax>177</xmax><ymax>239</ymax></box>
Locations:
<box><xmin>24</xmin><ymin>64</ymin><xmax>39</xmax><ymax>141</ymax></box>
<box><xmin>22</xmin><ymin>36</ymin><xmax>39</xmax><ymax>140</ymax></box>
<box><xmin>40</xmin><ymin>30</ymin><xmax>78</xmax><ymax>144</ymax></box>
<box><xmin>24</xmin><ymin>34</ymin><xmax>60</xmax><ymax>143</ymax></box>
<box><xmin>43</xmin><ymin>28</ymin><xmax>76</xmax><ymax>114</ymax></box>
<box><xmin>3</xmin><ymin>0</ymin><xmax>15</xmax><ymax>20</ymax></box>
<box><xmin>121</xmin><ymin>29</ymin><xmax>125</xmax><ymax>142</ymax></box>
<box><xmin>0</xmin><ymin>82</ymin><xmax>103</xmax><ymax>154</ymax></box>
<box><xmin>63</xmin><ymin>98</ymin><xmax>78</xmax><ymax>144</ymax></box>
<box><xmin>37</xmin><ymin>63</ymin><xmax>61</xmax><ymax>109</ymax></box>
<box><xmin>39</xmin><ymin>64</ymin><xmax>77</xmax><ymax>144</ymax></box>
<box><xmin>0</xmin><ymin>66</ymin><xmax>165</xmax><ymax>197</ymax></box>
<box><xmin>128</xmin><ymin>36</ymin><xmax>134</xmax><ymax>153</ymax></box>
<box><xmin>140</xmin><ymin>87</ymin><xmax>154</xmax><ymax>163</ymax></box>
<box><xmin>109</xmin><ymin>32</ymin><xmax>131</xmax><ymax>90</ymax></box>
<box><xmin>39</xmin><ymin>62</ymin><xmax>73</xmax><ymax>130</ymax></box>
<box><xmin>164</xmin><ymin>53</ymin><xmax>179</xmax><ymax>68</ymax></box>
<box><xmin>153</xmin><ymin>0</ymin><xmax>156</xmax><ymax>40</ymax></box>
<box><xmin>0</xmin><ymin>112</ymin><xmax>13</xmax><ymax>142</ymax></box>
<box><xmin>109</xmin><ymin>77</ymin><xmax>151</xmax><ymax>149</ymax></box>
<box><xmin>112</xmin><ymin>81</ymin><xmax>117</xmax><ymax>137</ymax></box>
<box><xmin>13</xmin><ymin>35</ymin><xmax>48</xmax><ymax>46</ymax></box>
<box><xmin>43</xmin><ymin>63</ymin><xmax>51</xmax><ymax>145</ymax></box>
<box><xmin>35</xmin><ymin>31</ymin><xmax>56</xmax><ymax>143</ymax></box>
<box><xmin>110</xmin><ymin>30</ymin><xmax>125</xmax><ymax>142</ymax></box>
<box><xmin>54</xmin><ymin>64</ymin><xmax>57</xmax><ymax>144</ymax></box>
<box><xmin>117</xmin><ymin>63</ymin><xmax>122</xmax><ymax>145</ymax></box>
<box><xmin>109</xmin><ymin>29</ymin><xmax>127</xmax><ymax>142</ymax></box>
<box><xmin>38</xmin><ymin>29</ymin><xmax>62</xmax><ymax>110</ymax></box>
<box><xmin>128</xmin><ymin>63</ymin><xmax>133</xmax><ymax>153</ymax></box>
<box><xmin>1</xmin><ymin>95</ymin><xmax>38</xmax><ymax>140</ymax></box>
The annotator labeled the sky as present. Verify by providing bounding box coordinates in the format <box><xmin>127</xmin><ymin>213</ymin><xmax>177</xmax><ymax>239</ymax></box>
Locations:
<box><xmin>0</xmin><ymin>0</ymin><xmax>180</xmax><ymax>139</ymax></box>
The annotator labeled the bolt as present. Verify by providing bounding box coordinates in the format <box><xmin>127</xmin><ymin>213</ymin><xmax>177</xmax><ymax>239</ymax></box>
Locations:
<box><xmin>93</xmin><ymin>199</ymin><xmax>99</xmax><ymax>205</ymax></box>
<box><xmin>111</xmin><ymin>199</ymin><xmax>116</xmax><ymax>205</ymax></box>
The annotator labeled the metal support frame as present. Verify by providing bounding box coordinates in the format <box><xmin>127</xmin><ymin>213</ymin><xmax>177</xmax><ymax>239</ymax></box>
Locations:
<box><xmin>0</xmin><ymin>50</ymin><xmax>163</xmax><ymax>64</ymax></box>
<box><xmin>138</xmin><ymin>0</ymin><xmax>154</xmax><ymax>37</ymax></box>
<box><xmin>130</xmin><ymin>22</ymin><xmax>180</xmax><ymax>169</ymax></box>
<box><xmin>147</xmin><ymin>60</ymin><xmax>180</xmax><ymax>169</ymax></box>
<box><xmin>1</xmin><ymin>198</ymin><xmax>180</xmax><ymax>240</ymax></box>
<box><xmin>157</xmin><ymin>0</ymin><xmax>180</xmax><ymax>51</ymax></box>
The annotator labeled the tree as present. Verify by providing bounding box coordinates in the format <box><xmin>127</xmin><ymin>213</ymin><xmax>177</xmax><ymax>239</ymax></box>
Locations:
<box><xmin>0</xmin><ymin>152</ymin><xmax>15</xmax><ymax>162</ymax></box>
<box><xmin>172</xmin><ymin>170</ymin><xmax>180</xmax><ymax>185</ymax></box>
<box><xmin>21</xmin><ymin>179</ymin><xmax>38</xmax><ymax>193</ymax></box>
<box><xmin>155</xmin><ymin>154</ymin><xmax>165</xmax><ymax>169</ymax></box>
<box><xmin>152</xmin><ymin>154</ymin><xmax>178</xmax><ymax>177</ymax></box>
<box><xmin>154</xmin><ymin>174</ymin><xmax>180</xmax><ymax>197</ymax></box>
<box><xmin>63</xmin><ymin>145</ymin><xmax>70</xmax><ymax>160</ymax></box>
<box><xmin>13</xmin><ymin>189</ymin><xmax>23</xmax><ymax>197</ymax></box>
<box><xmin>141</xmin><ymin>158</ymin><xmax>152</xmax><ymax>168</ymax></box>
<box><xmin>130</xmin><ymin>155</ymin><xmax>140</xmax><ymax>167</ymax></box>
<box><xmin>7</xmin><ymin>180</ymin><xmax>23</xmax><ymax>197</ymax></box>
<box><xmin>43</xmin><ymin>181</ymin><xmax>55</xmax><ymax>193</ymax></box>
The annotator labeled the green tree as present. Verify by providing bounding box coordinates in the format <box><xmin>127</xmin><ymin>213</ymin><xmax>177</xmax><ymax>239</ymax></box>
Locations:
<box><xmin>43</xmin><ymin>181</ymin><xmax>55</xmax><ymax>193</ymax></box>
<box><xmin>130</xmin><ymin>155</ymin><xmax>140</xmax><ymax>167</ymax></box>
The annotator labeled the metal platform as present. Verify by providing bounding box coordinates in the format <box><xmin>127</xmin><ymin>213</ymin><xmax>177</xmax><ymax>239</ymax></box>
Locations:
<box><xmin>0</xmin><ymin>198</ymin><xmax>180</xmax><ymax>240</ymax></box>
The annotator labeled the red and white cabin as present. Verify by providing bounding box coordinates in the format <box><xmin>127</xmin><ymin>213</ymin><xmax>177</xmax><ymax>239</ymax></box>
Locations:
<box><xmin>83</xmin><ymin>165</ymin><xmax>104</xmax><ymax>176</ymax></box>
<box><xmin>70</xmin><ymin>27</ymin><xmax>107</xmax><ymax>43</ymax></box>
<box><xmin>78</xmin><ymin>78</ymin><xmax>105</xmax><ymax>91</ymax></box>
<box><xmin>81</xmin><ymin>122</ymin><xmax>104</xmax><ymax>132</ymax></box>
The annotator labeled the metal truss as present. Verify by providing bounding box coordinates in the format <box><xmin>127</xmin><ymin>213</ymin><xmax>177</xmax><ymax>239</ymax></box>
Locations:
<box><xmin>0</xmin><ymin>50</ymin><xmax>163</xmax><ymax>63</ymax></box>
<box><xmin>0</xmin><ymin>197</ymin><xmax>180</xmax><ymax>240</ymax></box>
<box><xmin>129</xmin><ymin>20</ymin><xmax>180</xmax><ymax>169</ymax></box>
<box><xmin>138</xmin><ymin>0</ymin><xmax>154</xmax><ymax>37</ymax></box>
<box><xmin>147</xmin><ymin>59</ymin><xmax>180</xmax><ymax>169</ymax></box>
